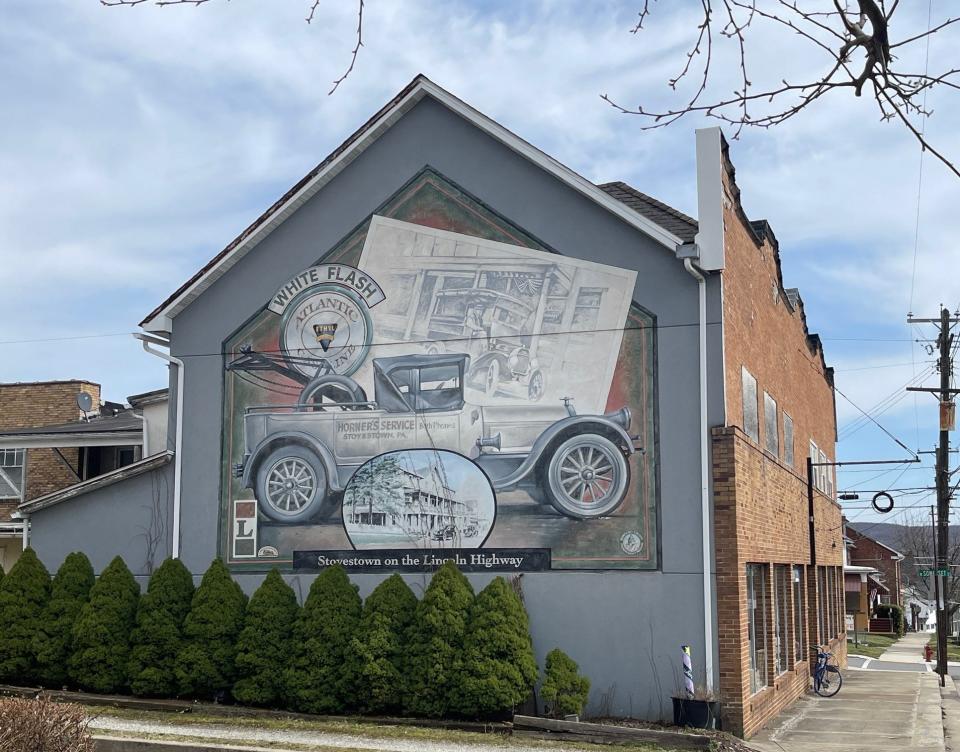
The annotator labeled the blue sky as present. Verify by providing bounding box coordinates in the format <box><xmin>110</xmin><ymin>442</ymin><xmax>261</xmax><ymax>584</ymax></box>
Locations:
<box><xmin>1</xmin><ymin>0</ymin><xmax>957</xmax><ymax>526</ymax></box>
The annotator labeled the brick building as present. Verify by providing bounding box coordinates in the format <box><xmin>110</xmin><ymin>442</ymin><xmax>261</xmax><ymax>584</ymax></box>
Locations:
<box><xmin>0</xmin><ymin>381</ymin><xmax>163</xmax><ymax>569</ymax></box>
<box><xmin>709</xmin><ymin>138</ymin><xmax>844</xmax><ymax>737</ymax></box>
<box><xmin>18</xmin><ymin>76</ymin><xmax>843</xmax><ymax>737</ymax></box>
<box><xmin>845</xmin><ymin>524</ymin><xmax>904</xmax><ymax>607</ymax></box>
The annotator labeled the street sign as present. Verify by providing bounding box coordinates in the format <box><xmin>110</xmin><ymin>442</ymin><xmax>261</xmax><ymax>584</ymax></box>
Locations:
<box><xmin>919</xmin><ymin>568</ymin><xmax>950</xmax><ymax>577</ymax></box>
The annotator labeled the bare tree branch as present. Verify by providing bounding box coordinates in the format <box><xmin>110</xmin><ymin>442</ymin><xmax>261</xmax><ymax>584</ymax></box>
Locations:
<box><xmin>615</xmin><ymin>0</ymin><xmax>960</xmax><ymax>176</ymax></box>
<box><xmin>327</xmin><ymin>0</ymin><xmax>364</xmax><ymax>96</ymax></box>
<box><xmin>101</xmin><ymin>0</ymin><xmax>367</xmax><ymax>94</ymax></box>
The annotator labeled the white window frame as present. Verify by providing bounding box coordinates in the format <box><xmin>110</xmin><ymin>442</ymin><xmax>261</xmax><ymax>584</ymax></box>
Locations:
<box><xmin>0</xmin><ymin>448</ymin><xmax>26</xmax><ymax>501</ymax></box>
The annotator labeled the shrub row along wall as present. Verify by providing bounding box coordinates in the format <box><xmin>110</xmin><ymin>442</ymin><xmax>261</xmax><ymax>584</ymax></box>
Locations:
<box><xmin>0</xmin><ymin>550</ymin><xmax>589</xmax><ymax>719</ymax></box>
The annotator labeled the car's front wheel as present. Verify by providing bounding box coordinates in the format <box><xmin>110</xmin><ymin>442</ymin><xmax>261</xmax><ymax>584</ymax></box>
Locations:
<box><xmin>255</xmin><ymin>445</ymin><xmax>333</xmax><ymax>524</ymax></box>
<box><xmin>545</xmin><ymin>434</ymin><xmax>629</xmax><ymax>519</ymax></box>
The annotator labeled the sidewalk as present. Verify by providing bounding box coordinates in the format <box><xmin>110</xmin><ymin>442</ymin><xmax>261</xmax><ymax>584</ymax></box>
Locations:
<box><xmin>750</xmin><ymin>668</ymin><xmax>944</xmax><ymax>751</ymax></box>
<box><xmin>878</xmin><ymin>632</ymin><xmax>933</xmax><ymax>664</ymax></box>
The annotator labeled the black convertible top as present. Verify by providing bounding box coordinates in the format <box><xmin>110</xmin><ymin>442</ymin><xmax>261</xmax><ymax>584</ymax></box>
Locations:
<box><xmin>372</xmin><ymin>353</ymin><xmax>470</xmax><ymax>413</ymax></box>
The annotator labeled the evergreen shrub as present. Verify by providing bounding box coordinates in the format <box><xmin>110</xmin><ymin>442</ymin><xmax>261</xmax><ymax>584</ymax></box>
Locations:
<box><xmin>403</xmin><ymin>560</ymin><xmax>474</xmax><ymax>717</ymax></box>
<box><xmin>875</xmin><ymin>603</ymin><xmax>905</xmax><ymax>636</ymax></box>
<box><xmin>352</xmin><ymin>574</ymin><xmax>417</xmax><ymax>714</ymax></box>
<box><xmin>455</xmin><ymin>577</ymin><xmax>537</xmax><ymax>718</ymax></box>
<box><xmin>34</xmin><ymin>552</ymin><xmax>94</xmax><ymax>688</ymax></box>
<box><xmin>0</xmin><ymin>548</ymin><xmax>50</xmax><ymax>684</ymax></box>
<box><xmin>175</xmin><ymin>558</ymin><xmax>247</xmax><ymax>700</ymax></box>
<box><xmin>69</xmin><ymin>556</ymin><xmax>140</xmax><ymax>694</ymax></box>
<box><xmin>233</xmin><ymin>568</ymin><xmax>299</xmax><ymax>707</ymax></box>
<box><xmin>541</xmin><ymin>648</ymin><xmax>591</xmax><ymax>717</ymax></box>
<box><xmin>128</xmin><ymin>557</ymin><xmax>195</xmax><ymax>697</ymax></box>
<box><xmin>286</xmin><ymin>564</ymin><xmax>362</xmax><ymax>714</ymax></box>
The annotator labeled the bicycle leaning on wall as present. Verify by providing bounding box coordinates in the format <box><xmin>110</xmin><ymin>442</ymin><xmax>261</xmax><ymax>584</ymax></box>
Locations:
<box><xmin>813</xmin><ymin>645</ymin><xmax>842</xmax><ymax>697</ymax></box>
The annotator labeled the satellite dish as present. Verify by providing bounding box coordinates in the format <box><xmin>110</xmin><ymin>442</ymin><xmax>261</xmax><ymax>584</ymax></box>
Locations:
<box><xmin>76</xmin><ymin>392</ymin><xmax>93</xmax><ymax>415</ymax></box>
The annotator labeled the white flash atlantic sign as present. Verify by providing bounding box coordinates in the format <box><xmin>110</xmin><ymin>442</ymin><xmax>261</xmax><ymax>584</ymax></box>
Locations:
<box><xmin>268</xmin><ymin>264</ymin><xmax>386</xmax><ymax>314</ymax></box>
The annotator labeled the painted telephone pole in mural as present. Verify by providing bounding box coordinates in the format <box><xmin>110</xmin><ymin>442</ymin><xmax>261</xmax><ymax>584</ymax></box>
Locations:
<box><xmin>219</xmin><ymin>174</ymin><xmax>659</xmax><ymax>573</ymax></box>
<box><xmin>907</xmin><ymin>306</ymin><xmax>959</xmax><ymax>684</ymax></box>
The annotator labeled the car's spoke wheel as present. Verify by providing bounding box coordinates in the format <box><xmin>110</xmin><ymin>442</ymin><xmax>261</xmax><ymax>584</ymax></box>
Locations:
<box><xmin>527</xmin><ymin>370</ymin><xmax>545</xmax><ymax>401</ymax></box>
<box><xmin>545</xmin><ymin>434</ymin><xmax>629</xmax><ymax>519</ymax></box>
<box><xmin>485</xmin><ymin>360</ymin><xmax>500</xmax><ymax>397</ymax></box>
<box><xmin>255</xmin><ymin>445</ymin><xmax>332</xmax><ymax>524</ymax></box>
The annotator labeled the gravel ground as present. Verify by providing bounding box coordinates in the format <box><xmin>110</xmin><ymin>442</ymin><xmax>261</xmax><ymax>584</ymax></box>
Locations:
<box><xmin>88</xmin><ymin>716</ymin><xmax>665</xmax><ymax>752</ymax></box>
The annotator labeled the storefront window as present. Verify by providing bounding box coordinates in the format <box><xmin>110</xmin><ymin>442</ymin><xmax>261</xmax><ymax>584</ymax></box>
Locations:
<box><xmin>774</xmin><ymin>564</ymin><xmax>790</xmax><ymax>674</ymax></box>
<box><xmin>793</xmin><ymin>565</ymin><xmax>806</xmax><ymax>662</ymax></box>
<box><xmin>747</xmin><ymin>563</ymin><xmax>770</xmax><ymax>693</ymax></box>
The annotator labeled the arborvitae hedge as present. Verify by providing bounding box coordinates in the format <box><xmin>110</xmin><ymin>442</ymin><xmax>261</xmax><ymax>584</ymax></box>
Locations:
<box><xmin>175</xmin><ymin>558</ymin><xmax>247</xmax><ymax>700</ymax></box>
<box><xmin>403</xmin><ymin>560</ymin><xmax>474</xmax><ymax>717</ymax></box>
<box><xmin>541</xmin><ymin>648</ymin><xmax>591</xmax><ymax>717</ymax></box>
<box><xmin>128</xmin><ymin>558</ymin><xmax>195</xmax><ymax>697</ymax></box>
<box><xmin>34</xmin><ymin>552</ymin><xmax>95</xmax><ymax>688</ymax></box>
<box><xmin>69</xmin><ymin>556</ymin><xmax>140</xmax><ymax>693</ymax></box>
<box><xmin>286</xmin><ymin>564</ymin><xmax>362</xmax><ymax>714</ymax></box>
<box><xmin>0</xmin><ymin>548</ymin><xmax>50</xmax><ymax>684</ymax></box>
<box><xmin>352</xmin><ymin>574</ymin><xmax>417</xmax><ymax>714</ymax></box>
<box><xmin>454</xmin><ymin>577</ymin><xmax>537</xmax><ymax>718</ymax></box>
<box><xmin>233</xmin><ymin>569</ymin><xmax>299</xmax><ymax>707</ymax></box>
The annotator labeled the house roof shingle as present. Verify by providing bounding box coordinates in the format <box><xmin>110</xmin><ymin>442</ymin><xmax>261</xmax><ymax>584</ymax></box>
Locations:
<box><xmin>597</xmin><ymin>181</ymin><xmax>698</xmax><ymax>244</ymax></box>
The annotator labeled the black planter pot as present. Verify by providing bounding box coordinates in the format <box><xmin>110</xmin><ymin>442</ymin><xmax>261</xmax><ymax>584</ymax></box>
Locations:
<box><xmin>672</xmin><ymin>697</ymin><xmax>720</xmax><ymax>730</ymax></box>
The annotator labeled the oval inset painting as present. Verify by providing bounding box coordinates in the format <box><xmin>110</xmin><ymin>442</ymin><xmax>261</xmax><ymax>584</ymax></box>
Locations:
<box><xmin>343</xmin><ymin>449</ymin><xmax>496</xmax><ymax>550</ymax></box>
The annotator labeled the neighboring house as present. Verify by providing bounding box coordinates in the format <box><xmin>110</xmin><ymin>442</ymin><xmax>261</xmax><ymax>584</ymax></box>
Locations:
<box><xmin>843</xmin><ymin>533</ymin><xmax>877</xmax><ymax>633</ymax></box>
<box><xmin>903</xmin><ymin>584</ymin><xmax>935</xmax><ymax>632</ymax></box>
<box><xmin>0</xmin><ymin>382</ymin><xmax>167</xmax><ymax>568</ymax></box>
<box><xmin>845</xmin><ymin>524</ymin><xmax>904</xmax><ymax>606</ymax></box>
<box><xmin>18</xmin><ymin>76</ymin><xmax>843</xmax><ymax>738</ymax></box>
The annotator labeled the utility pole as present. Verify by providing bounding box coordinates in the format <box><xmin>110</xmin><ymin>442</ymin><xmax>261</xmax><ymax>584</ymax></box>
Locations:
<box><xmin>932</xmin><ymin>505</ymin><xmax>942</xmax><ymax>665</ymax></box>
<box><xmin>907</xmin><ymin>307</ymin><xmax>958</xmax><ymax>685</ymax></box>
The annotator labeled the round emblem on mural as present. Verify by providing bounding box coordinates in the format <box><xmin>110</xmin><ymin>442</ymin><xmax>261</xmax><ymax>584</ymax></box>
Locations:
<box><xmin>619</xmin><ymin>530</ymin><xmax>644</xmax><ymax>555</ymax></box>
<box><xmin>280</xmin><ymin>286</ymin><xmax>373</xmax><ymax>377</ymax></box>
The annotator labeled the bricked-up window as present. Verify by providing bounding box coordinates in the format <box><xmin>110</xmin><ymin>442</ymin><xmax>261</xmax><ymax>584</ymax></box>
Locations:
<box><xmin>774</xmin><ymin>565</ymin><xmax>791</xmax><ymax>674</ymax></box>
<box><xmin>827</xmin><ymin>567</ymin><xmax>837</xmax><ymax>637</ymax></box>
<box><xmin>793</xmin><ymin>565</ymin><xmax>806</xmax><ymax>662</ymax></box>
<box><xmin>0</xmin><ymin>448</ymin><xmax>25</xmax><ymax>500</ymax></box>
<box><xmin>763</xmin><ymin>392</ymin><xmax>779</xmax><ymax>456</ymax></box>
<box><xmin>747</xmin><ymin>564</ymin><xmax>770</xmax><ymax>693</ymax></box>
<box><xmin>783</xmin><ymin>413</ymin><xmax>795</xmax><ymax>467</ymax></box>
<box><xmin>742</xmin><ymin>368</ymin><xmax>759</xmax><ymax>442</ymax></box>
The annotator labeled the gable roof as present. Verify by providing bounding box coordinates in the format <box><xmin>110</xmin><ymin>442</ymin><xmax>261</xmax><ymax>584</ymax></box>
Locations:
<box><xmin>141</xmin><ymin>75</ymin><xmax>689</xmax><ymax>333</ymax></box>
<box><xmin>597</xmin><ymin>182</ymin><xmax>698</xmax><ymax>243</ymax></box>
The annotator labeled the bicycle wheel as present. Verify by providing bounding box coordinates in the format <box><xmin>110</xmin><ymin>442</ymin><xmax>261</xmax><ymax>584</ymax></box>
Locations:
<box><xmin>815</xmin><ymin>666</ymin><xmax>842</xmax><ymax>697</ymax></box>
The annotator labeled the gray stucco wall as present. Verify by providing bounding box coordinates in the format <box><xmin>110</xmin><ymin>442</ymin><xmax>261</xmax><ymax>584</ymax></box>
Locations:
<box><xmin>29</xmin><ymin>461</ymin><xmax>173</xmax><ymax>578</ymax></box>
<box><xmin>165</xmin><ymin>95</ymin><xmax>726</xmax><ymax>718</ymax></box>
<box><xmin>27</xmin><ymin>93</ymin><xmax>728</xmax><ymax>719</ymax></box>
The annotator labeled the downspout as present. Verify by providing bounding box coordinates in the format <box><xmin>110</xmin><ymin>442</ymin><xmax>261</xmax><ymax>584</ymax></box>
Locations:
<box><xmin>683</xmin><ymin>257</ymin><xmax>714</xmax><ymax>693</ymax></box>
<box><xmin>134</xmin><ymin>333</ymin><xmax>184</xmax><ymax>559</ymax></box>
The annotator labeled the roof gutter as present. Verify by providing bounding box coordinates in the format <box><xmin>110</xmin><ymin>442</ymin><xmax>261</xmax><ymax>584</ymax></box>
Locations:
<box><xmin>134</xmin><ymin>333</ymin><xmax>183</xmax><ymax>559</ymax></box>
<box><xmin>683</xmin><ymin>255</ymin><xmax>715</xmax><ymax>694</ymax></box>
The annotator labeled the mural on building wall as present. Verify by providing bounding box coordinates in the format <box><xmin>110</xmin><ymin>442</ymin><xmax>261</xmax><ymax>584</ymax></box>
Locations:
<box><xmin>221</xmin><ymin>169</ymin><xmax>659</xmax><ymax>572</ymax></box>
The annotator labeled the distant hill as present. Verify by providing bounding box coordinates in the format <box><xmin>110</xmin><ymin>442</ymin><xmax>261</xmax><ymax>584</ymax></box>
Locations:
<box><xmin>847</xmin><ymin>521</ymin><xmax>960</xmax><ymax>553</ymax></box>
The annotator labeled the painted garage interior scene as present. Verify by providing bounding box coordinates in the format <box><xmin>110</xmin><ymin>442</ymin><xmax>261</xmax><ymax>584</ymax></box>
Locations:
<box><xmin>3</xmin><ymin>76</ymin><xmax>846</xmax><ymax>737</ymax></box>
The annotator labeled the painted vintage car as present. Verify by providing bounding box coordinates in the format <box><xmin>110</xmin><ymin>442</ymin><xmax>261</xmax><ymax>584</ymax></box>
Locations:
<box><xmin>233</xmin><ymin>352</ymin><xmax>638</xmax><ymax>524</ymax></box>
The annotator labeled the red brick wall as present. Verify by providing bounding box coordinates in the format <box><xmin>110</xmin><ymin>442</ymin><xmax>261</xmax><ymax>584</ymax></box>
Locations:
<box><xmin>0</xmin><ymin>381</ymin><xmax>101</xmax><ymax>517</ymax></box>
<box><xmin>712</xmin><ymin>139</ymin><xmax>842</xmax><ymax>738</ymax></box>
<box><xmin>714</xmin><ymin>427</ymin><xmax>845</xmax><ymax>737</ymax></box>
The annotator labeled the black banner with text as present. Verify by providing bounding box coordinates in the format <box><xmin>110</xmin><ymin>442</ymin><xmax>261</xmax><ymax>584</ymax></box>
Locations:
<box><xmin>292</xmin><ymin>548</ymin><xmax>551</xmax><ymax>573</ymax></box>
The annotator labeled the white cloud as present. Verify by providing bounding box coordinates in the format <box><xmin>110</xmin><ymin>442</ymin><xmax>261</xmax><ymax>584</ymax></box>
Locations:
<box><xmin>1</xmin><ymin>0</ymin><xmax>958</xmax><ymax>471</ymax></box>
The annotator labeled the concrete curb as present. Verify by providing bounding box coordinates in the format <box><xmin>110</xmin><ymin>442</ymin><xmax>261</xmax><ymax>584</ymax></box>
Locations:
<box><xmin>0</xmin><ymin>684</ymin><xmax>509</xmax><ymax>735</ymax></box>
<box><xmin>94</xmin><ymin>737</ymin><xmax>296</xmax><ymax>752</ymax></box>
